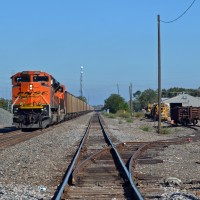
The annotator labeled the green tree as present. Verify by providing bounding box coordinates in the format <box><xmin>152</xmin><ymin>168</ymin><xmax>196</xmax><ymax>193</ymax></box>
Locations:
<box><xmin>0</xmin><ymin>98</ymin><xmax>11</xmax><ymax>111</ymax></box>
<box><xmin>104</xmin><ymin>94</ymin><xmax>129</xmax><ymax>113</ymax></box>
<box><xmin>133</xmin><ymin>89</ymin><xmax>157</xmax><ymax>111</ymax></box>
<box><xmin>162</xmin><ymin>87</ymin><xmax>200</xmax><ymax>98</ymax></box>
<box><xmin>138</xmin><ymin>89</ymin><xmax>157</xmax><ymax>109</ymax></box>
<box><xmin>133</xmin><ymin>90</ymin><xmax>141</xmax><ymax>98</ymax></box>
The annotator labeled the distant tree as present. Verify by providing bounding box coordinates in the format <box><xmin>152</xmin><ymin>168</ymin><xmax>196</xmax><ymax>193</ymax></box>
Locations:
<box><xmin>162</xmin><ymin>87</ymin><xmax>200</xmax><ymax>98</ymax></box>
<box><xmin>133</xmin><ymin>90</ymin><xmax>141</xmax><ymax>98</ymax></box>
<box><xmin>162</xmin><ymin>89</ymin><xmax>167</xmax><ymax>98</ymax></box>
<box><xmin>78</xmin><ymin>96</ymin><xmax>87</xmax><ymax>103</ymax></box>
<box><xmin>132</xmin><ymin>89</ymin><xmax>157</xmax><ymax>111</ymax></box>
<box><xmin>104</xmin><ymin>94</ymin><xmax>129</xmax><ymax>113</ymax></box>
<box><xmin>138</xmin><ymin>89</ymin><xmax>157</xmax><ymax>109</ymax></box>
<box><xmin>0</xmin><ymin>98</ymin><xmax>11</xmax><ymax>111</ymax></box>
<box><xmin>132</xmin><ymin>99</ymin><xmax>141</xmax><ymax>112</ymax></box>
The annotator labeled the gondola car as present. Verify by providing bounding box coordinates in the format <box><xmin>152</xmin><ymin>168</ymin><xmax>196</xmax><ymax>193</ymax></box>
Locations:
<box><xmin>11</xmin><ymin>71</ymin><xmax>93</xmax><ymax>128</ymax></box>
<box><xmin>171</xmin><ymin>106</ymin><xmax>200</xmax><ymax>125</ymax></box>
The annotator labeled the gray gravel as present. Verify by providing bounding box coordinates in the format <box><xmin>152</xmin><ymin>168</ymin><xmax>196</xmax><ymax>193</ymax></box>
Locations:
<box><xmin>0</xmin><ymin>108</ymin><xmax>12</xmax><ymax>127</ymax></box>
<box><xmin>0</xmin><ymin>112</ymin><xmax>93</xmax><ymax>199</ymax></box>
<box><xmin>102</xmin><ymin>116</ymin><xmax>200</xmax><ymax>200</ymax></box>
<box><xmin>0</xmin><ymin>112</ymin><xmax>200</xmax><ymax>200</ymax></box>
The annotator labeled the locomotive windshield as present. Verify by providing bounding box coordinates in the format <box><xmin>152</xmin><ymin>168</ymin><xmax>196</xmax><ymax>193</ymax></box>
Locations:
<box><xmin>33</xmin><ymin>76</ymin><xmax>49</xmax><ymax>82</ymax></box>
<box><xmin>15</xmin><ymin>75</ymin><xmax>30</xmax><ymax>82</ymax></box>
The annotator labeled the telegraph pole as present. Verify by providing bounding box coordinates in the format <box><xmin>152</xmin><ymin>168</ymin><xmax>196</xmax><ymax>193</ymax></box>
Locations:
<box><xmin>80</xmin><ymin>66</ymin><xmax>83</xmax><ymax>97</ymax></box>
<box><xmin>158</xmin><ymin>15</ymin><xmax>161</xmax><ymax>134</ymax></box>
<box><xmin>129</xmin><ymin>83</ymin><xmax>133</xmax><ymax>117</ymax></box>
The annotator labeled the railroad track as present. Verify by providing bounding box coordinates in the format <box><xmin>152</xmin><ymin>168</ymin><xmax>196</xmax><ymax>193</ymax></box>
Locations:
<box><xmin>2</xmin><ymin>112</ymin><xmax>199</xmax><ymax>199</ymax></box>
<box><xmin>0</xmin><ymin>129</ymin><xmax>44</xmax><ymax>149</ymax></box>
<box><xmin>0</xmin><ymin>114</ymin><xmax>89</xmax><ymax>150</ymax></box>
<box><xmin>53</xmin><ymin>113</ymin><xmax>200</xmax><ymax>199</ymax></box>
<box><xmin>130</xmin><ymin>134</ymin><xmax>200</xmax><ymax>199</ymax></box>
<box><xmin>54</xmin><ymin>113</ymin><xmax>143</xmax><ymax>199</ymax></box>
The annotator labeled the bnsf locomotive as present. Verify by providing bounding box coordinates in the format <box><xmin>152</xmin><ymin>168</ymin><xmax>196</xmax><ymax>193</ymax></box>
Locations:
<box><xmin>11</xmin><ymin>71</ymin><xmax>93</xmax><ymax>129</ymax></box>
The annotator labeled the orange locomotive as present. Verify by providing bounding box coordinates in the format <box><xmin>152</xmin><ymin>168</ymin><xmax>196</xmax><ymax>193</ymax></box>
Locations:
<box><xmin>11</xmin><ymin>71</ymin><xmax>93</xmax><ymax>128</ymax></box>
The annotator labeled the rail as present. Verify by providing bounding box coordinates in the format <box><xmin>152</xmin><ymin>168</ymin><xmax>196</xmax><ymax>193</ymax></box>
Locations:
<box><xmin>55</xmin><ymin>116</ymin><xmax>93</xmax><ymax>200</ymax></box>
<box><xmin>98</xmin><ymin>114</ymin><xmax>143</xmax><ymax>200</ymax></box>
<box><xmin>55</xmin><ymin>113</ymin><xmax>144</xmax><ymax>200</ymax></box>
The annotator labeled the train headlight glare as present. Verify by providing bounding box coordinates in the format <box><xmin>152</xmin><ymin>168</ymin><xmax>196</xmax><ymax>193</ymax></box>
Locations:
<box><xmin>30</xmin><ymin>84</ymin><xmax>33</xmax><ymax>90</ymax></box>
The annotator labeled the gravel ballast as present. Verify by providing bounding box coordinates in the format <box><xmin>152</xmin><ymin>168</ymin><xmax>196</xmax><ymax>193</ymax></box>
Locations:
<box><xmin>0</xmin><ymin>112</ymin><xmax>200</xmax><ymax>199</ymax></box>
<box><xmin>103</xmin><ymin>116</ymin><xmax>200</xmax><ymax>200</ymax></box>
<box><xmin>0</xmin><ymin>108</ymin><xmax>12</xmax><ymax>127</ymax></box>
<box><xmin>0</xmin><ymin>113</ymin><xmax>93</xmax><ymax>199</ymax></box>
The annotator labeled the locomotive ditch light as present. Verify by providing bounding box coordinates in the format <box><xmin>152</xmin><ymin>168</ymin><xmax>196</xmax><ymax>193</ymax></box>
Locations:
<box><xmin>14</xmin><ymin>107</ymin><xmax>18</xmax><ymax>113</ymax></box>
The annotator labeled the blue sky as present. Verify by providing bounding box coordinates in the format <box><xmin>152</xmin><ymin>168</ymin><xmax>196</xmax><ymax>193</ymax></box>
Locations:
<box><xmin>0</xmin><ymin>0</ymin><xmax>199</xmax><ymax>105</ymax></box>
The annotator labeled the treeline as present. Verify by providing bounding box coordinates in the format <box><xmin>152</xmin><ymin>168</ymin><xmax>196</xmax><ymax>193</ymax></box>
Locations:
<box><xmin>133</xmin><ymin>87</ymin><xmax>200</xmax><ymax>112</ymax></box>
<box><xmin>0</xmin><ymin>98</ymin><xmax>12</xmax><ymax>111</ymax></box>
<box><xmin>162</xmin><ymin>87</ymin><xmax>200</xmax><ymax>98</ymax></box>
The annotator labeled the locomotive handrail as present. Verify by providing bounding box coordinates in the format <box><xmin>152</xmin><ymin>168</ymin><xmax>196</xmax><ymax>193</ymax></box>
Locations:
<box><xmin>11</xmin><ymin>96</ymin><xmax>19</xmax><ymax>111</ymax></box>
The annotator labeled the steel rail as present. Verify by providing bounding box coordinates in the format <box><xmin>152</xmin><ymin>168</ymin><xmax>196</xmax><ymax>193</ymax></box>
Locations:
<box><xmin>98</xmin><ymin>114</ymin><xmax>144</xmax><ymax>200</ymax></box>
<box><xmin>129</xmin><ymin>144</ymin><xmax>149</xmax><ymax>179</ymax></box>
<box><xmin>55</xmin><ymin>115</ymin><xmax>93</xmax><ymax>200</ymax></box>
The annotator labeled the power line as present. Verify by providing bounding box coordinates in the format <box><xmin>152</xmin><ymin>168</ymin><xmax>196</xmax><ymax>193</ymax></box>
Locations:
<box><xmin>161</xmin><ymin>0</ymin><xmax>196</xmax><ymax>23</ymax></box>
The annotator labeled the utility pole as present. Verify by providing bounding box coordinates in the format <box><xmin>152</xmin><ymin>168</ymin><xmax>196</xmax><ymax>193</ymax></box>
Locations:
<box><xmin>129</xmin><ymin>83</ymin><xmax>133</xmax><ymax>117</ymax></box>
<box><xmin>157</xmin><ymin>15</ymin><xmax>162</xmax><ymax>134</ymax></box>
<box><xmin>80</xmin><ymin>66</ymin><xmax>83</xmax><ymax>97</ymax></box>
<box><xmin>117</xmin><ymin>84</ymin><xmax>119</xmax><ymax>95</ymax></box>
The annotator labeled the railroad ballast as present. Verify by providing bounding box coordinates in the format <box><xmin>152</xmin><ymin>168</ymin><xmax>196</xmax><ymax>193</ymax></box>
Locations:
<box><xmin>11</xmin><ymin>70</ymin><xmax>93</xmax><ymax>129</ymax></box>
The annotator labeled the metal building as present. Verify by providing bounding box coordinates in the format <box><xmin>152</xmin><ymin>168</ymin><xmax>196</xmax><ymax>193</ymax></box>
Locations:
<box><xmin>162</xmin><ymin>93</ymin><xmax>200</xmax><ymax>107</ymax></box>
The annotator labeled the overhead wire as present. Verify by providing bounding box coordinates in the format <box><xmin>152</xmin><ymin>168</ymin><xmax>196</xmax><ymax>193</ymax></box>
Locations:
<box><xmin>161</xmin><ymin>0</ymin><xmax>196</xmax><ymax>23</ymax></box>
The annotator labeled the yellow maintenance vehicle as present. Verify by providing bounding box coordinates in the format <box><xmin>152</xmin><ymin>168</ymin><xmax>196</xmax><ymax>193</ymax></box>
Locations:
<box><xmin>150</xmin><ymin>103</ymin><xmax>170</xmax><ymax>121</ymax></box>
<box><xmin>145</xmin><ymin>103</ymin><xmax>153</xmax><ymax>118</ymax></box>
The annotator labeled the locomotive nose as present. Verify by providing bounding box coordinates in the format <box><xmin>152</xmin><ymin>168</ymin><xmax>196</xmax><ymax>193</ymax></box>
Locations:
<box><xmin>20</xmin><ymin>82</ymin><xmax>40</xmax><ymax>92</ymax></box>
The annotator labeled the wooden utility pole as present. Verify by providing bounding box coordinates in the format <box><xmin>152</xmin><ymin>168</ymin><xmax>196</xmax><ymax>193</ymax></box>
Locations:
<box><xmin>129</xmin><ymin>83</ymin><xmax>133</xmax><ymax>116</ymax></box>
<box><xmin>157</xmin><ymin>15</ymin><xmax>162</xmax><ymax>133</ymax></box>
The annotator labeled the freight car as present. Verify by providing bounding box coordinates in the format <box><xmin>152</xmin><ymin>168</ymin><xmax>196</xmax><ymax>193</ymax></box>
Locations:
<box><xmin>11</xmin><ymin>71</ymin><xmax>93</xmax><ymax>129</ymax></box>
<box><xmin>171</xmin><ymin>106</ymin><xmax>200</xmax><ymax>125</ymax></box>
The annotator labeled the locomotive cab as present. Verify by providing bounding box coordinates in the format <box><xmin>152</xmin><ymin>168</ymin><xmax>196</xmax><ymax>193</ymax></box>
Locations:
<box><xmin>11</xmin><ymin>70</ymin><xmax>93</xmax><ymax>129</ymax></box>
<box><xmin>11</xmin><ymin>71</ymin><xmax>63</xmax><ymax>128</ymax></box>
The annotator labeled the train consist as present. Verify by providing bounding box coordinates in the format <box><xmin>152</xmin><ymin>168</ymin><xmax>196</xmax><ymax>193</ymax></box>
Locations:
<box><xmin>11</xmin><ymin>71</ymin><xmax>93</xmax><ymax>129</ymax></box>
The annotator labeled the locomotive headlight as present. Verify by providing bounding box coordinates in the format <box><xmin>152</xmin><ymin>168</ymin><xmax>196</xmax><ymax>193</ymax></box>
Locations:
<box><xmin>30</xmin><ymin>84</ymin><xmax>33</xmax><ymax>90</ymax></box>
